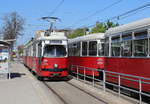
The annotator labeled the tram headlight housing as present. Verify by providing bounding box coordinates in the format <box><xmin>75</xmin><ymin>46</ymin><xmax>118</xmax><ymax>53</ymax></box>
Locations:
<box><xmin>54</xmin><ymin>64</ymin><xmax>58</xmax><ymax>68</ymax></box>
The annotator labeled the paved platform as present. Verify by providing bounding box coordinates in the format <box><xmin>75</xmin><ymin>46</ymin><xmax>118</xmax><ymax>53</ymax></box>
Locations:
<box><xmin>0</xmin><ymin>61</ymin><xmax>140</xmax><ymax>104</ymax></box>
<box><xmin>0</xmin><ymin>62</ymin><xmax>55</xmax><ymax>104</ymax></box>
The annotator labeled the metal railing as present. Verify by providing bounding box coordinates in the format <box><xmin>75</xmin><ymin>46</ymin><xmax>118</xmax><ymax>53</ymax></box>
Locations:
<box><xmin>71</xmin><ymin>65</ymin><xmax>150</xmax><ymax>104</ymax></box>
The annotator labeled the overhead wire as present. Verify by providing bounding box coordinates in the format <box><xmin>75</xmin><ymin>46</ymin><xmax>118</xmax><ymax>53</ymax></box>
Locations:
<box><xmin>77</xmin><ymin>2</ymin><xmax>150</xmax><ymax>28</ymax></box>
<box><xmin>49</xmin><ymin>0</ymin><xmax>65</xmax><ymax>16</ymax></box>
<box><xmin>67</xmin><ymin>0</ymin><xmax>123</xmax><ymax>28</ymax></box>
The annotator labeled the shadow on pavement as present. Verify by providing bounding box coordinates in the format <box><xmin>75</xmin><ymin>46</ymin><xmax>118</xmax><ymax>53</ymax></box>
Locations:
<box><xmin>10</xmin><ymin>73</ymin><xmax>26</xmax><ymax>79</ymax></box>
<box><xmin>44</xmin><ymin>76</ymin><xmax>73</xmax><ymax>82</ymax></box>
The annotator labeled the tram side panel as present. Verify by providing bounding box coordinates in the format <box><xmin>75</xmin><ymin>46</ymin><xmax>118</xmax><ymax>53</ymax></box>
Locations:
<box><xmin>105</xmin><ymin>57</ymin><xmax>150</xmax><ymax>93</ymax></box>
<box><xmin>105</xmin><ymin>18</ymin><xmax>150</xmax><ymax>93</ymax></box>
<box><xmin>69</xmin><ymin>56</ymin><xmax>105</xmax><ymax>76</ymax></box>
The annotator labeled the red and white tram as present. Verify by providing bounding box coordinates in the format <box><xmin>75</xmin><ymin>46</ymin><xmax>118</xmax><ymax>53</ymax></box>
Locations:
<box><xmin>105</xmin><ymin>18</ymin><xmax>150</xmax><ymax>93</ymax></box>
<box><xmin>68</xmin><ymin>33</ymin><xmax>105</xmax><ymax>77</ymax></box>
<box><xmin>23</xmin><ymin>30</ymin><xmax>68</xmax><ymax>80</ymax></box>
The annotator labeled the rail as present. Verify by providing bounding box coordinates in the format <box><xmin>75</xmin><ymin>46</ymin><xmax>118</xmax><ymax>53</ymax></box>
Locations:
<box><xmin>71</xmin><ymin>65</ymin><xmax>150</xmax><ymax>104</ymax></box>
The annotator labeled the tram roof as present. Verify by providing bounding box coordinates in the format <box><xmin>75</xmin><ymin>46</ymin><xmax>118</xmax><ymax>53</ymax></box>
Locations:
<box><xmin>36</xmin><ymin>32</ymin><xmax>67</xmax><ymax>40</ymax></box>
<box><xmin>105</xmin><ymin>17</ymin><xmax>150</xmax><ymax>36</ymax></box>
<box><xmin>24</xmin><ymin>32</ymin><xmax>67</xmax><ymax>48</ymax></box>
<box><xmin>68</xmin><ymin>33</ymin><xmax>104</xmax><ymax>43</ymax></box>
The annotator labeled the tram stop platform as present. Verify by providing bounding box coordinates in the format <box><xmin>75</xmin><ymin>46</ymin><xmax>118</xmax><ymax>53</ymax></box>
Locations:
<box><xmin>0</xmin><ymin>61</ymin><xmax>140</xmax><ymax>104</ymax></box>
<box><xmin>0</xmin><ymin>61</ymin><xmax>55</xmax><ymax>104</ymax></box>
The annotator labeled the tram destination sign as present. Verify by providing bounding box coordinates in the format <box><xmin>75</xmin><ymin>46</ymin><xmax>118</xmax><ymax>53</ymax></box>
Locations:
<box><xmin>45</xmin><ymin>40</ymin><xmax>62</xmax><ymax>44</ymax></box>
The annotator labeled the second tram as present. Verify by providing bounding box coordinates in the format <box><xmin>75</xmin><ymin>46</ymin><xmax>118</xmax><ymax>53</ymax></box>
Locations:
<box><xmin>68</xmin><ymin>33</ymin><xmax>105</xmax><ymax>77</ymax></box>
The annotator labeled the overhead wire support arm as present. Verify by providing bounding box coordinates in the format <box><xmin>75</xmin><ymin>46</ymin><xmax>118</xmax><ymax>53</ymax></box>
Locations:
<box><xmin>40</xmin><ymin>17</ymin><xmax>61</xmax><ymax>36</ymax></box>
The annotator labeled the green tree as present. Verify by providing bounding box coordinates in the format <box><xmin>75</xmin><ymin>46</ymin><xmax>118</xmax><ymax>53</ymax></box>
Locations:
<box><xmin>105</xmin><ymin>20</ymin><xmax>119</xmax><ymax>30</ymax></box>
<box><xmin>91</xmin><ymin>22</ymin><xmax>106</xmax><ymax>33</ymax></box>
<box><xmin>68</xmin><ymin>28</ymin><xmax>88</xmax><ymax>39</ymax></box>
<box><xmin>91</xmin><ymin>21</ymin><xmax>119</xmax><ymax>33</ymax></box>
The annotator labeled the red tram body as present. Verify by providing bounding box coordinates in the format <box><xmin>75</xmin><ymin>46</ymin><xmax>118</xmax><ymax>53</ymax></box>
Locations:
<box><xmin>23</xmin><ymin>31</ymin><xmax>68</xmax><ymax>79</ymax></box>
<box><xmin>105</xmin><ymin>18</ymin><xmax>150</xmax><ymax>93</ymax></box>
<box><xmin>68</xmin><ymin>33</ymin><xmax>105</xmax><ymax>76</ymax></box>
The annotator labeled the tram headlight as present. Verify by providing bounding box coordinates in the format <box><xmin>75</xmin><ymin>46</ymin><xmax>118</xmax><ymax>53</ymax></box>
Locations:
<box><xmin>54</xmin><ymin>64</ymin><xmax>58</xmax><ymax>68</ymax></box>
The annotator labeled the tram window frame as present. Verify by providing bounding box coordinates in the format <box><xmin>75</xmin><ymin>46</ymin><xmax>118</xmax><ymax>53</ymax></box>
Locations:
<box><xmin>134</xmin><ymin>30</ymin><xmax>148</xmax><ymax>39</ymax></box>
<box><xmin>133</xmin><ymin>30</ymin><xmax>148</xmax><ymax>57</ymax></box>
<box><xmin>72</xmin><ymin>43</ymin><xmax>80</xmax><ymax>56</ymax></box>
<box><xmin>76</xmin><ymin>42</ymin><xmax>80</xmax><ymax>56</ymax></box>
<box><xmin>89</xmin><ymin>41</ymin><xmax>97</xmax><ymax>56</ymax></box>
<box><xmin>111</xmin><ymin>36</ymin><xmax>121</xmax><ymax>57</ymax></box>
<box><xmin>121</xmin><ymin>40</ymin><xmax>132</xmax><ymax>57</ymax></box>
<box><xmin>111</xmin><ymin>36</ymin><xmax>120</xmax><ymax>42</ymax></box>
<box><xmin>122</xmin><ymin>32</ymin><xmax>132</xmax><ymax>41</ymax></box>
<box><xmin>111</xmin><ymin>42</ymin><xmax>121</xmax><ymax>56</ymax></box>
<box><xmin>68</xmin><ymin>44</ymin><xmax>71</xmax><ymax>56</ymax></box>
<box><xmin>104</xmin><ymin>37</ymin><xmax>109</xmax><ymax>56</ymax></box>
<box><xmin>82</xmin><ymin>41</ymin><xmax>88</xmax><ymax>56</ymax></box>
<box><xmin>69</xmin><ymin>44</ymin><xmax>73</xmax><ymax>56</ymax></box>
<box><xmin>98</xmin><ymin>42</ymin><xmax>104</xmax><ymax>56</ymax></box>
<box><xmin>121</xmin><ymin>33</ymin><xmax>132</xmax><ymax>57</ymax></box>
<box><xmin>134</xmin><ymin>38</ymin><xmax>148</xmax><ymax>57</ymax></box>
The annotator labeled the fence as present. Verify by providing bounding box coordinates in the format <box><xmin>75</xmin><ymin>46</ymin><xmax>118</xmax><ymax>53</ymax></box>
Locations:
<box><xmin>71</xmin><ymin>65</ymin><xmax>150</xmax><ymax>104</ymax></box>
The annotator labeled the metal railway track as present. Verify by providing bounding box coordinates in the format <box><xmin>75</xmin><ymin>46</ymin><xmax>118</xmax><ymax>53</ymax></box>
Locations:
<box><xmin>43</xmin><ymin>80</ymin><xmax>107</xmax><ymax>104</ymax></box>
<box><xmin>66</xmin><ymin>81</ymin><xmax>107</xmax><ymax>104</ymax></box>
<box><xmin>43</xmin><ymin>82</ymin><xmax>69</xmax><ymax>104</ymax></box>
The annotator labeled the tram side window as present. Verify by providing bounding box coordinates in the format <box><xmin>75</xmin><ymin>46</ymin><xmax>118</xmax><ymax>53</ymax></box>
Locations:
<box><xmin>111</xmin><ymin>42</ymin><xmax>121</xmax><ymax>56</ymax></box>
<box><xmin>134</xmin><ymin>31</ymin><xmax>147</xmax><ymax>39</ymax></box>
<box><xmin>98</xmin><ymin>43</ymin><xmax>104</xmax><ymax>56</ymax></box>
<box><xmin>75</xmin><ymin>43</ymin><xmax>80</xmax><ymax>56</ymax></box>
<box><xmin>134</xmin><ymin>39</ymin><xmax>148</xmax><ymax>57</ymax></box>
<box><xmin>134</xmin><ymin>30</ymin><xmax>148</xmax><ymax>57</ymax></box>
<box><xmin>68</xmin><ymin>45</ymin><xmax>71</xmax><ymax>56</ymax></box>
<box><xmin>121</xmin><ymin>41</ymin><xmax>132</xmax><ymax>56</ymax></box>
<box><xmin>104</xmin><ymin>38</ymin><xmax>109</xmax><ymax>56</ymax></box>
<box><xmin>73</xmin><ymin>43</ymin><xmax>78</xmax><ymax>56</ymax></box>
<box><xmin>89</xmin><ymin>41</ymin><xmax>97</xmax><ymax>56</ymax></box>
<box><xmin>111</xmin><ymin>36</ymin><xmax>121</xmax><ymax>56</ymax></box>
<box><xmin>82</xmin><ymin>42</ymin><xmax>87</xmax><ymax>56</ymax></box>
<box><xmin>121</xmin><ymin>33</ymin><xmax>132</xmax><ymax>56</ymax></box>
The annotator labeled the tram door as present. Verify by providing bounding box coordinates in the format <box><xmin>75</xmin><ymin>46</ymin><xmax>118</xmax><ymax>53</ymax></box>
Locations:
<box><xmin>38</xmin><ymin>42</ymin><xmax>42</xmax><ymax>71</ymax></box>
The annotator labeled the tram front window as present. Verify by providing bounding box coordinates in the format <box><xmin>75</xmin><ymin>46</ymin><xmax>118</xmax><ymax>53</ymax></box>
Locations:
<box><xmin>43</xmin><ymin>45</ymin><xmax>67</xmax><ymax>57</ymax></box>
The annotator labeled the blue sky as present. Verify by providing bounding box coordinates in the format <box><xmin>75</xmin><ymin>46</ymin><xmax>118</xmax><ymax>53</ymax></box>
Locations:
<box><xmin>0</xmin><ymin>0</ymin><xmax>150</xmax><ymax>46</ymax></box>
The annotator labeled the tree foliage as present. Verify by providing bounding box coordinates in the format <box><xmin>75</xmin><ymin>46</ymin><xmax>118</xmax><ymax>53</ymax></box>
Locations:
<box><xmin>91</xmin><ymin>21</ymin><xmax>119</xmax><ymax>33</ymax></box>
<box><xmin>68</xmin><ymin>28</ymin><xmax>88</xmax><ymax>39</ymax></box>
<box><xmin>68</xmin><ymin>21</ymin><xmax>119</xmax><ymax>38</ymax></box>
<box><xmin>91</xmin><ymin>22</ymin><xmax>106</xmax><ymax>33</ymax></box>
<box><xmin>2</xmin><ymin>12</ymin><xmax>24</xmax><ymax>40</ymax></box>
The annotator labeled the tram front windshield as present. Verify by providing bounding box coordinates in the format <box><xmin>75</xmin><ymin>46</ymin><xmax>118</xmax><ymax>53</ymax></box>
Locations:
<box><xmin>43</xmin><ymin>45</ymin><xmax>67</xmax><ymax>57</ymax></box>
